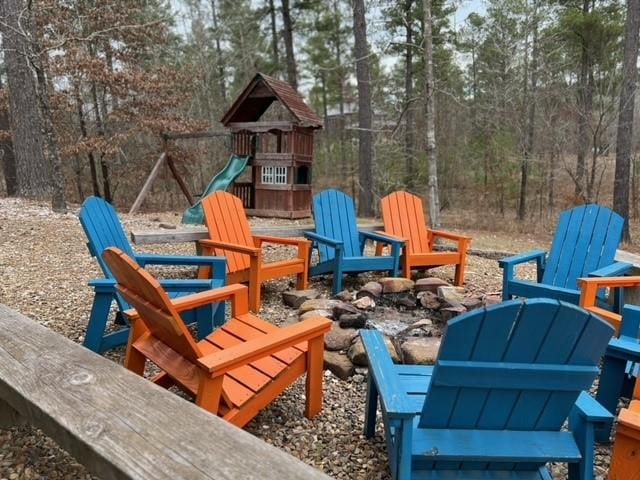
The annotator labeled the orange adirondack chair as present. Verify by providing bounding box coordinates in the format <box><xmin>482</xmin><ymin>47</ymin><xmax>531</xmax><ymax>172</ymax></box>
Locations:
<box><xmin>199</xmin><ymin>191</ymin><xmax>311</xmax><ymax>312</ymax></box>
<box><xmin>376</xmin><ymin>191</ymin><xmax>471</xmax><ymax>284</ymax></box>
<box><xmin>609</xmin><ymin>379</ymin><xmax>640</xmax><ymax>479</ymax></box>
<box><xmin>103</xmin><ymin>247</ymin><xmax>331</xmax><ymax>428</ymax></box>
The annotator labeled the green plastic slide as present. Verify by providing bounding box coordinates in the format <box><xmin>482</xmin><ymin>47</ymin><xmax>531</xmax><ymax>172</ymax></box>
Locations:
<box><xmin>182</xmin><ymin>154</ymin><xmax>250</xmax><ymax>224</ymax></box>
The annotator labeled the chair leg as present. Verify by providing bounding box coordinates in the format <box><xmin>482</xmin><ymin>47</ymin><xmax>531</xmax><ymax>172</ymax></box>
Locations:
<box><xmin>196</xmin><ymin>375</ymin><xmax>224</xmax><ymax>416</ymax></box>
<box><xmin>454</xmin><ymin>260</ymin><xmax>466</xmax><ymax>286</ymax></box>
<box><xmin>595</xmin><ymin>355</ymin><xmax>628</xmax><ymax>442</ymax></box>
<box><xmin>332</xmin><ymin>272</ymin><xmax>343</xmax><ymax>294</ymax></box>
<box><xmin>85</xmin><ymin>291</ymin><xmax>114</xmax><ymax>353</ymax></box>
<box><xmin>124</xmin><ymin>319</ymin><xmax>148</xmax><ymax>374</ymax></box>
<box><xmin>364</xmin><ymin>374</ymin><xmax>378</xmax><ymax>438</ymax></box>
<box><xmin>195</xmin><ymin>305</ymin><xmax>215</xmax><ymax>339</ymax></box>
<box><xmin>305</xmin><ymin>336</ymin><xmax>325</xmax><ymax>419</ymax></box>
<box><xmin>249</xmin><ymin>256</ymin><xmax>262</xmax><ymax>312</ymax></box>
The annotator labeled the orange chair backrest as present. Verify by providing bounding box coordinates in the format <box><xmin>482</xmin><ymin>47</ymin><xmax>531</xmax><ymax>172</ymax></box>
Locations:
<box><xmin>201</xmin><ymin>191</ymin><xmax>253</xmax><ymax>274</ymax></box>
<box><xmin>102</xmin><ymin>247</ymin><xmax>203</xmax><ymax>362</ymax></box>
<box><xmin>381</xmin><ymin>191</ymin><xmax>431</xmax><ymax>255</ymax></box>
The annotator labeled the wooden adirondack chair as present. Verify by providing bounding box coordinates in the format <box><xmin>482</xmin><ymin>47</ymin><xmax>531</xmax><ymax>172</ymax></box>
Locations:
<box><xmin>579</xmin><ymin>276</ymin><xmax>640</xmax><ymax>442</ymax></box>
<box><xmin>608</xmin><ymin>379</ymin><xmax>640</xmax><ymax>479</ymax></box>
<box><xmin>362</xmin><ymin>298</ymin><xmax>614</xmax><ymax>480</ymax></box>
<box><xmin>499</xmin><ymin>204</ymin><xmax>630</xmax><ymax>304</ymax></box>
<box><xmin>304</xmin><ymin>189</ymin><xmax>404</xmax><ymax>294</ymax></box>
<box><xmin>375</xmin><ymin>191</ymin><xmax>471</xmax><ymax>284</ymax></box>
<box><xmin>79</xmin><ymin>196</ymin><xmax>226</xmax><ymax>353</ymax></box>
<box><xmin>102</xmin><ymin>247</ymin><xmax>332</xmax><ymax>428</ymax></box>
<box><xmin>198</xmin><ymin>191</ymin><xmax>311</xmax><ymax>312</ymax></box>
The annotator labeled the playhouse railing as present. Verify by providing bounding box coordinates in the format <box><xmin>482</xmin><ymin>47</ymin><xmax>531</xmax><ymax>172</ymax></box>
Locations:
<box><xmin>232</xmin><ymin>182</ymin><xmax>254</xmax><ymax>209</ymax></box>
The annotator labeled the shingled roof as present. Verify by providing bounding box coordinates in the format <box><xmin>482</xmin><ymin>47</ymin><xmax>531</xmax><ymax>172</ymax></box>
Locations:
<box><xmin>221</xmin><ymin>73</ymin><xmax>323</xmax><ymax>129</ymax></box>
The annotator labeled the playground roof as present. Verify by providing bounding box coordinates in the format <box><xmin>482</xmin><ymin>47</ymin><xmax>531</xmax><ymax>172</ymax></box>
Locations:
<box><xmin>221</xmin><ymin>73</ymin><xmax>323</xmax><ymax>129</ymax></box>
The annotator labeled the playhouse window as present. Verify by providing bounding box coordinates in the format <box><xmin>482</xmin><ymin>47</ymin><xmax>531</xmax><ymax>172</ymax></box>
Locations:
<box><xmin>262</xmin><ymin>166</ymin><xmax>288</xmax><ymax>185</ymax></box>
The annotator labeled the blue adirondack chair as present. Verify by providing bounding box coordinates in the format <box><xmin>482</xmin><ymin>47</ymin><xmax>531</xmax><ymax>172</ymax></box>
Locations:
<box><xmin>304</xmin><ymin>189</ymin><xmax>404</xmax><ymax>294</ymax></box>
<box><xmin>79</xmin><ymin>196</ymin><xmax>226</xmax><ymax>353</ymax></box>
<box><xmin>499</xmin><ymin>204</ymin><xmax>630</xmax><ymax>304</ymax></box>
<box><xmin>362</xmin><ymin>298</ymin><xmax>614</xmax><ymax>480</ymax></box>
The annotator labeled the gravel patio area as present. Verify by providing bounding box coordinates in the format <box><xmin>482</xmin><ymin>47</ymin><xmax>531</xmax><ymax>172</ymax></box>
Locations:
<box><xmin>0</xmin><ymin>198</ymin><xmax>613</xmax><ymax>479</ymax></box>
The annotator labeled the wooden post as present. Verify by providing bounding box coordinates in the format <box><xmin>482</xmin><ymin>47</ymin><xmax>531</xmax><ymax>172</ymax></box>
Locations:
<box><xmin>129</xmin><ymin>152</ymin><xmax>166</xmax><ymax>214</ymax></box>
<box><xmin>166</xmin><ymin>155</ymin><xmax>195</xmax><ymax>206</ymax></box>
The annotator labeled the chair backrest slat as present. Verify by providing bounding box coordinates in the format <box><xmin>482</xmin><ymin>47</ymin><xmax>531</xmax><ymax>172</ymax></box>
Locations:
<box><xmin>312</xmin><ymin>190</ymin><xmax>361</xmax><ymax>262</ymax></box>
<box><xmin>102</xmin><ymin>248</ymin><xmax>203</xmax><ymax>362</ymax></box>
<box><xmin>79</xmin><ymin>196</ymin><xmax>136</xmax><ymax>278</ymax></box>
<box><xmin>541</xmin><ymin>204</ymin><xmax>623</xmax><ymax>289</ymax></box>
<box><xmin>381</xmin><ymin>192</ymin><xmax>431</xmax><ymax>255</ymax></box>
<box><xmin>201</xmin><ymin>192</ymin><xmax>253</xmax><ymax>273</ymax></box>
<box><xmin>419</xmin><ymin>299</ymin><xmax>613</xmax><ymax>441</ymax></box>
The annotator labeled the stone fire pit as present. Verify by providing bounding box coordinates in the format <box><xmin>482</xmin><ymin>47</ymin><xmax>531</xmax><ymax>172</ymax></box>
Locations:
<box><xmin>282</xmin><ymin>277</ymin><xmax>502</xmax><ymax>380</ymax></box>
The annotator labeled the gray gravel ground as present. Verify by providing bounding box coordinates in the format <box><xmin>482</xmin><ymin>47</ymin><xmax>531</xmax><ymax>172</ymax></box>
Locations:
<box><xmin>0</xmin><ymin>198</ymin><xmax>612</xmax><ymax>479</ymax></box>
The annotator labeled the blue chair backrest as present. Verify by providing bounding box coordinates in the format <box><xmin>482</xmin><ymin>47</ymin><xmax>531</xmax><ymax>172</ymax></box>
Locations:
<box><xmin>312</xmin><ymin>189</ymin><xmax>362</xmax><ymax>262</ymax></box>
<box><xmin>79</xmin><ymin>196</ymin><xmax>136</xmax><ymax>279</ymax></box>
<box><xmin>420</xmin><ymin>299</ymin><xmax>613</xmax><ymax>439</ymax></box>
<box><xmin>542</xmin><ymin>204</ymin><xmax>623</xmax><ymax>290</ymax></box>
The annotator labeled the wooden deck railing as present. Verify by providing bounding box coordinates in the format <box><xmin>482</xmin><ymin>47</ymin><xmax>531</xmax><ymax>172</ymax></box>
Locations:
<box><xmin>0</xmin><ymin>304</ymin><xmax>329</xmax><ymax>480</ymax></box>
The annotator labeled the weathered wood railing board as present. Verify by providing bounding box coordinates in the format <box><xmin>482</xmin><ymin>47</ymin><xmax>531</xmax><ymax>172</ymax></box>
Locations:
<box><xmin>129</xmin><ymin>226</ymin><xmax>640</xmax><ymax>274</ymax></box>
<box><xmin>0</xmin><ymin>304</ymin><xmax>329</xmax><ymax>480</ymax></box>
<box><xmin>130</xmin><ymin>223</ymin><xmax>385</xmax><ymax>245</ymax></box>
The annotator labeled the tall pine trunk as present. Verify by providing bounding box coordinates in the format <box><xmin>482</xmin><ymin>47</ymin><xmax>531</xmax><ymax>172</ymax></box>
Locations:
<box><xmin>353</xmin><ymin>0</ymin><xmax>373</xmax><ymax>216</ymax></box>
<box><xmin>404</xmin><ymin>0</ymin><xmax>416</xmax><ymax>189</ymax></box>
<box><xmin>281</xmin><ymin>0</ymin><xmax>298</xmax><ymax>90</ymax></box>
<box><xmin>519</xmin><ymin>0</ymin><xmax>539</xmax><ymax>221</ymax></box>
<box><xmin>423</xmin><ymin>0</ymin><xmax>440</xmax><ymax>227</ymax></box>
<box><xmin>268</xmin><ymin>0</ymin><xmax>280</xmax><ymax>72</ymax></box>
<box><xmin>1</xmin><ymin>0</ymin><xmax>50</xmax><ymax>198</ymax></box>
<box><xmin>614</xmin><ymin>0</ymin><xmax>640</xmax><ymax>243</ymax></box>
<box><xmin>210</xmin><ymin>0</ymin><xmax>227</xmax><ymax>105</ymax></box>
<box><xmin>575</xmin><ymin>0</ymin><xmax>593</xmax><ymax>201</ymax></box>
<box><xmin>0</xmin><ymin>78</ymin><xmax>17</xmax><ymax>196</ymax></box>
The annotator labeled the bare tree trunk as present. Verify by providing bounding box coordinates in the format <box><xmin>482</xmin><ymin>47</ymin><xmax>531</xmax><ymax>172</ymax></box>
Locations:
<box><xmin>423</xmin><ymin>0</ymin><xmax>440</xmax><ymax>227</ymax></box>
<box><xmin>575</xmin><ymin>0</ymin><xmax>593</xmax><ymax>201</ymax></box>
<box><xmin>210</xmin><ymin>0</ymin><xmax>227</xmax><ymax>104</ymax></box>
<box><xmin>353</xmin><ymin>0</ymin><xmax>373</xmax><ymax>216</ymax></box>
<box><xmin>75</xmin><ymin>84</ymin><xmax>100</xmax><ymax>197</ymax></box>
<box><xmin>333</xmin><ymin>0</ymin><xmax>347</xmax><ymax>189</ymax></box>
<box><xmin>281</xmin><ymin>0</ymin><xmax>298</xmax><ymax>90</ymax></box>
<box><xmin>0</xmin><ymin>0</ymin><xmax>50</xmax><ymax>198</ymax></box>
<box><xmin>519</xmin><ymin>0</ymin><xmax>539</xmax><ymax>221</ymax></box>
<box><xmin>91</xmin><ymin>81</ymin><xmax>112</xmax><ymax>202</ymax></box>
<box><xmin>268</xmin><ymin>0</ymin><xmax>280</xmax><ymax>72</ymax></box>
<box><xmin>32</xmin><ymin>58</ymin><xmax>67</xmax><ymax>213</ymax></box>
<box><xmin>404</xmin><ymin>0</ymin><xmax>416</xmax><ymax>189</ymax></box>
<box><xmin>614</xmin><ymin>0</ymin><xmax>640</xmax><ymax>243</ymax></box>
<box><xmin>0</xmin><ymin>81</ymin><xmax>17</xmax><ymax>196</ymax></box>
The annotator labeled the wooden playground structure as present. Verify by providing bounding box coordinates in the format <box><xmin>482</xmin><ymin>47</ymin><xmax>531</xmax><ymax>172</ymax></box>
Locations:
<box><xmin>129</xmin><ymin>73</ymin><xmax>323</xmax><ymax>218</ymax></box>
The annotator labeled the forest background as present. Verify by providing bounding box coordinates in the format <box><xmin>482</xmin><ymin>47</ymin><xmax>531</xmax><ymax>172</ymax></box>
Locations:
<box><xmin>1</xmin><ymin>0</ymin><xmax>639</xmax><ymax>241</ymax></box>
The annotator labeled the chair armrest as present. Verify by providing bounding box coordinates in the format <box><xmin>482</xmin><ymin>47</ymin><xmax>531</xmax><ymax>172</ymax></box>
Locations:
<box><xmin>578</xmin><ymin>277</ymin><xmax>640</xmax><ymax>329</ymax></box>
<box><xmin>304</xmin><ymin>231</ymin><xmax>343</xmax><ymax>249</ymax></box>
<box><xmin>253</xmin><ymin>235</ymin><xmax>311</xmax><ymax>248</ymax></box>
<box><xmin>359</xmin><ymin>230</ymin><xmax>405</xmax><ymax>246</ymax></box>
<box><xmin>134</xmin><ymin>254</ymin><xmax>227</xmax><ymax>279</ymax></box>
<box><xmin>571</xmin><ymin>392</ymin><xmax>614</xmax><ymax>423</ymax></box>
<box><xmin>360</xmin><ymin>330</ymin><xmax>417</xmax><ymax>417</ymax></box>
<box><xmin>90</xmin><ymin>278</ymin><xmax>215</xmax><ymax>292</ymax></box>
<box><xmin>197</xmin><ymin>316</ymin><xmax>332</xmax><ymax>375</ymax></box>
<box><xmin>498</xmin><ymin>249</ymin><xmax>547</xmax><ymax>268</ymax></box>
<box><xmin>428</xmin><ymin>229</ymin><xmax>472</xmax><ymax>242</ymax></box>
<box><xmin>199</xmin><ymin>239</ymin><xmax>260</xmax><ymax>256</ymax></box>
<box><xmin>88</xmin><ymin>278</ymin><xmax>116</xmax><ymax>292</ymax></box>
<box><xmin>125</xmin><ymin>284</ymin><xmax>249</xmax><ymax>320</ymax></box>
<box><xmin>588</xmin><ymin>262</ymin><xmax>633</xmax><ymax>278</ymax></box>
